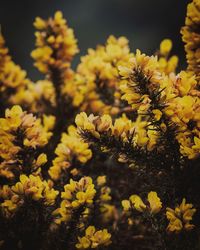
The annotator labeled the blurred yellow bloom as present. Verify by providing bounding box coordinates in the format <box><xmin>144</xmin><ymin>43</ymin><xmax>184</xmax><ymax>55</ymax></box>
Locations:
<box><xmin>76</xmin><ymin>226</ymin><xmax>111</xmax><ymax>249</ymax></box>
<box><xmin>160</xmin><ymin>39</ymin><xmax>172</xmax><ymax>56</ymax></box>
<box><xmin>34</xmin><ymin>17</ymin><xmax>46</xmax><ymax>30</ymax></box>
<box><xmin>63</xmin><ymin>35</ymin><xmax>131</xmax><ymax>114</ymax></box>
<box><xmin>181</xmin><ymin>0</ymin><xmax>200</xmax><ymax>81</ymax></box>
<box><xmin>166</xmin><ymin>198</ymin><xmax>196</xmax><ymax>233</ymax></box>
<box><xmin>122</xmin><ymin>199</ymin><xmax>131</xmax><ymax>211</ymax></box>
<box><xmin>32</xmin><ymin>11</ymin><xmax>78</xmax><ymax>74</ymax></box>
<box><xmin>35</xmin><ymin>153</ymin><xmax>47</xmax><ymax>167</ymax></box>
<box><xmin>122</xmin><ymin>191</ymin><xmax>162</xmax><ymax>214</ymax></box>
<box><xmin>0</xmin><ymin>34</ymin><xmax>28</xmax><ymax>104</ymax></box>
<box><xmin>97</xmin><ymin>176</ymin><xmax>106</xmax><ymax>186</ymax></box>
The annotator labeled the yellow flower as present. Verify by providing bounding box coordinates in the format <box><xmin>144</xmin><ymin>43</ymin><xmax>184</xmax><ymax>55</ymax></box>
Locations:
<box><xmin>31</xmin><ymin>11</ymin><xmax>78</xmax><ymax>74</ymax></box>
<box><xmin>76</xmin><ymin>226</ymin><xmax>111</xmax><ymax>249</ymax></box>
<box><xmin>166</xmin><ymin>198</ymin><xmax>196</xmax><ymax>233</ymax></box>
<box><xmin>0</xmin><ymin>34</ymin><xmax>28</xmax><ymax>99</ymax></box>
<box><xmin>35</xmin><ymin>153</ymin><xmax>47</xmax><ymax>167</ymax></box>
<box><xmin>0</xmin><ymin>106</ymin><xmax>53</xmax><ymax>178</ymax></box>
<box><xmin>122</xmin><ymin>191</ymin><xmax>162</xmax><ymax>214</ymax></box>
<box><xmin>97</xmin><ymin>176</ymin><xmax>106</xmax><ymax>186</ymax></box>
<box><xmin>43</xmin><ymin>115</ymin><xmax>56</xmax><ymax>131</ymax></box>
<box><xmin>129</xmin><ymin>195</ymin><xmax>146</xmax><ymax>212</ymax></box>
<box><xmin>100</xmin><ymin>204</ymin><xmax>117</xmax><ymax>223</ymax></box>
<box><xmin>0</xmin><ymin>185</ymin><xmax>19</xmax><ymax>216</ymax></box>
<box><xmin>122</xmin><ymin>200</ymin><xmax>131</xmax><ymax>211</ymax></box>
<box><xmin>76</xmin><ymin>236</ymin><xmax>91</xmax><ymax>249</ymax></box>
<box><xmin>11</xmin><ymin>174</ymin><xmax>58</xmax><ymax>205</ymax></box>
<box><xmin>175</xmin><ymin>71</ymin><xmax>197</xmax><ymax>96</ymax></box>
<box><xmin>53</xmin><ymin>200</ymin><xmax>72</xmax><ymax>224</ymax></box>
<box><xmin>99</xmin><ymin>186</ymin><xmax>111</xmax><ymax>202</ymax></box>
<box><xmin>53</xmin><ymin>177</ymin><xmax>96</xmax><ymax>224</ymax></box>
<box><xmin>112</xmin><ymin>115</ymin><xmax>132</xmax><ymax>137</ymax></box>
<box><xmin>193</xmin><ymin>136</ymin><xmax>200</xmax><ymax>151</ymax></box>
<box><xmin>34</xmin><ymin>17</ymin><xmax>46</xmax><ymax>29</ymax></box>
<box><xmin>147</xmin><ymin>191</ymin><xmax>162</xmax><ymax>214</ymax></box>
<box><xmin>118</xmin><ymin>49</ymin><xmax>161</xmax><ymax>112</ymax></box>
<box><xmin>96</xmin><ymin>114</ymin><xmax>112</xmax><ymax>132</ymax></box>
<box><xmin>76</xmin><ymin>112</ymin><xmax>96</xmax><ymax>132</ymax></box>
<box><xmin>1</xmin><ymin>200</ymin><xmax>18</xmax><ymax>215</ymax></box>
<box><xmin>152</xmin><ymin>109</ymin><xmax>162</xmax><ymax>121</ymax></box>
<box><xmin>49</xmin><ymin>125</ymin><xmax>92</xmax><ymax>181</ymax></box>
<box><xmin>158</xmin><ymin>39</ymin><xmax>178</xmax><ymax>74</ymax></box>
<box><xmin>5</xmin><ymin>105</ymin><xmax>23</xmax><ymax>129</ymax></box>
<box><xmin>63</xmin><ymin>35</ymin><xmax>131</xmax><ymax>114</ymax></box>
<box><xmin>62</xmin><ymin>177</ymin><xmax>96</xmax><ymax>208</ymax></box>
<box><xmin>181</xmin><ymin>0</ymin><xmax>200</xmax><ymax>81</ymax></box>
<box><xmin>0</xmin><ymin>175</ymin><xmax>58</xmax><ymax>217</ymax></box>
<box><xmin>160</xmin><ymin>39</ymin><xmax>172</xmax><ymax>56</ymax></box>
<box><xmin>13</xmin><ymin>80</ymin><xmax>57</xmax><ymax>113</ymax></box>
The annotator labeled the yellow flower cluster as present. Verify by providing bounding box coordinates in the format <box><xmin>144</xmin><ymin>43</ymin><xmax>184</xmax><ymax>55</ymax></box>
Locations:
<box><xmin>75</xmin><ymin>112</ymin><xmax>160</xmax><ymax>157</ymax></box>
<box><xmin>117</xmin><ymin>48</ymin><xmax>200</xmax><ymax>159</ymax></box>
<box><xmin>0</xmin><ymin>33</ymin><xmax>8</xmax><ymax>66</ymax></box>
<box><xmin>158</xmin><ymin>39</ymin><xmax>179</xmax><ymax>75</ymax></box>
<box><xmin>0</xmin><ymin>34</ymin><xmax>28</xmax><ymax>102</ymax></box>
<box><xmin>96</xmin><ymin>176</ymin><xmax>116</xmax><ymax>223</ymax></box>
<box><xmin>53</xmin><ymin>177</ymin><xmax>96</xmax><ymax>224</ymax></box>
<box><xmin>0</xmin><ymin>105</ymin><xmax>54</xmax><ymax>179</ymax></box>
<box><xmin>97</xmin><ymin>176</ymin><xmax>111</xmax><ymax>203</ymax></box>
<box><xmin>49</xmin><ymin>125</ymin><xmax>92</xmax><ymax>181</ymax></box>
<box><xmin>166</xmin><ymin>198</ymin><xmax>196</xmax><ymax>233</ymax></box>
<box><xmin>62</xmin><ymin>35</ymin><xmax>132</xmax><ymax>114</ymax></box>
<box><xmin>10</xmin><ymin>80</ymin><xmax>56</xmax><ymax>113</ymax></box>
<box><xmin>119</xmin><ymin>49</ymin><xmax>162</xmax><ymax>113</ymax></box>
<box><xmin>163</xmin><ymin>72</ymin><xmax>200</xmax><ymax>159</ymax></box>
<box><xmin>0</xmin><ymin>5</ymin><xmax>199</xmax><ymax>249</ymax></box>
<box><xmin>76</xmin><ymin>226</ymin><xmax>111</xmax><ymax>249</ymax></box>
<box><xmin>122</xmin><ymin>191</ymin><xmax>162</xmax><ymax>214</ymax></box>
<box><xmin>0</xmin><ymin>174</ymin><xmax>59</xmax><ymax>217</ymax></box>
<box><xmin>181</xmin><ymin>0</ymin><xmax>200</xmax><ymax>81</ymax></box>
<box><xmin>31</xmin><ymin>11</ymin><xmax>78</xmax><ymax>74</ymax></box>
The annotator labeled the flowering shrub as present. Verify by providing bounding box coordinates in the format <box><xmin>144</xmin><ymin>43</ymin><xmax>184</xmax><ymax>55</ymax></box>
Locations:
<box><xmin>0</xmin><ymin>1</ymin><xmax>200</xmax><ymax>250</ymax></box>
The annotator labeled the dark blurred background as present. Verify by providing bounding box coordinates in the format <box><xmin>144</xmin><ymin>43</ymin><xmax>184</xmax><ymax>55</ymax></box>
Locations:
<box><xmin>0</xmin><ymin>0</ymin><xmax>189</xmax><ymax>81</ymax></box>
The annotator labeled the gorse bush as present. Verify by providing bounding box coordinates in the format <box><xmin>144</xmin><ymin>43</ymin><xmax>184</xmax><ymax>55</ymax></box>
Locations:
<box><xmin>0</xmin><ymin>1</ymin><xmax>200</xmax><ymax>249</ymax></box>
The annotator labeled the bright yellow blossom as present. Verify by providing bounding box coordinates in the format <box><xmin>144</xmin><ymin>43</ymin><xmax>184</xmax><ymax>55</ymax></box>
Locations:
<box><xmin>160</xmin><ymin>39</ymin><xmax>172</xmax><ymax>56</ymax></box>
